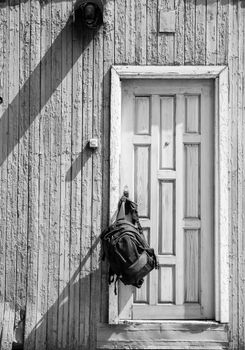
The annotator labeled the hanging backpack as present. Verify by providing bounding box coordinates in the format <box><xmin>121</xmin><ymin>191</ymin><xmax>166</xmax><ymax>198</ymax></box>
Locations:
<box><xmin>101</xmin><ymin>192</ymin><xmax>159</xmax><ymax>292</ymax></box>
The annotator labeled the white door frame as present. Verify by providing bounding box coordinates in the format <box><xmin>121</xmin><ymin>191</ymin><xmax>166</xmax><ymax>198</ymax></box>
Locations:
<box><xmin>109</xmin><ymin>65</ymin><xmax>229</xmax><ymax>324</ymax></box>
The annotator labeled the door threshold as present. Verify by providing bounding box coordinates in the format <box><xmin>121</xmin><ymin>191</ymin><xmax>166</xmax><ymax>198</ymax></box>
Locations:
<box><xmin>119</xmin><ymin>319</ymin><xmax>221</xmax><ymax>324</ymax></box>
<box><xmin>97</xmin><ymin>322</ymin><xmax>229</xmax><ymax>349</ymax></box>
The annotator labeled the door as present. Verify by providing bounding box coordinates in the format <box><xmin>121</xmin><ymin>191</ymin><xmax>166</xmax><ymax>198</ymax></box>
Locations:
<box><xmin>119</xmin><ymin>79</ymin><xmax>214</xmax><ymax>320</ymax></box>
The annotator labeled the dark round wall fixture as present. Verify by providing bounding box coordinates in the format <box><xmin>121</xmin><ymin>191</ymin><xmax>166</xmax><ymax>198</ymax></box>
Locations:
<box><xmin>79</xmin><ymin>0</ymin><xmax>103</xmax><ymax>29</ymax></box>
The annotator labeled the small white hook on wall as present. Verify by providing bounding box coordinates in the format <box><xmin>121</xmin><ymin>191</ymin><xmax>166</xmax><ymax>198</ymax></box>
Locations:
<box><xmin>88</xmin><ymin>138</ymin><xmax>98</xmax><ymax>149</ymax></box>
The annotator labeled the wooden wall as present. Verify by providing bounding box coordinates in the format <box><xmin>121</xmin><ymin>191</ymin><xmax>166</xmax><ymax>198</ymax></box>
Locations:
<box><xmin>0</xmin><ymin>0</ymin><xmax>244</xmax><ymax>349</ymax></box>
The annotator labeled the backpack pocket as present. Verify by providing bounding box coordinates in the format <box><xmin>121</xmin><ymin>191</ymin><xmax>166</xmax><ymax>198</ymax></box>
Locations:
<box><xmin>121</xmin><ymin>251</ymin><xmax>155</xmax><ymax>287</ymax></box>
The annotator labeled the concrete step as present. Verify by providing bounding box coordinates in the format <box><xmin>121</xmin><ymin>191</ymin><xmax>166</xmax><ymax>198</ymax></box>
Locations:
<box><xmin>97</xmin><ymin>321</ymin><xmax>229</xmax><ymax>349</ymax></box>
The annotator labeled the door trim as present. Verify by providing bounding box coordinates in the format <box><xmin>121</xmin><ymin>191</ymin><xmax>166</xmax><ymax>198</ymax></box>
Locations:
<box><xmin>109</xmin><ymin>65</ymin><xmax>229</xmax><ymax>324</ymax></box>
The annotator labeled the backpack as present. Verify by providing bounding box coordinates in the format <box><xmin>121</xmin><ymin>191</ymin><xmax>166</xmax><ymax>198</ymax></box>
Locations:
<box><xmin>101</xmin><ymin>193</ymin><xmax>159</xmax><ymax>292</ymax></box>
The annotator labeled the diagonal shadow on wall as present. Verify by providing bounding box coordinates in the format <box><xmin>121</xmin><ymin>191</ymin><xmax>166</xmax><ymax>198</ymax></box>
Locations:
<box><xmin>0</xmin><ymin>5</ymin><xmax>97</xmax><ymax>167</ymax></box>
<box><xmin>65</xmin><ymin>143</ymin><xmax>94</xmax><ymax>182</ymax></box>
<box><xmin>23</xmin><ymin>237</ymin><xmax>102</xmax><ymax>350</ymax></box>
<box><xmin>0</xmin><ymin>4</ymin><xmax>103</xmax><ymax>349</ymax></box>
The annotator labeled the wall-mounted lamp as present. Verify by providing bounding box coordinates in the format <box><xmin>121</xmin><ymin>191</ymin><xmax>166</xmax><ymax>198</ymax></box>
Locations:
<box><xmin>78</xmin><ymin>0</ymin><xmax>103</xmax><ymax>29</ymax></box>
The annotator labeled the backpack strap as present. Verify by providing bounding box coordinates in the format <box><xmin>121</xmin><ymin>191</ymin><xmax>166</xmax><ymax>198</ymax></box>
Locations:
<box><xmin>135</xmin><ymin>211</ymin><xmax>143</xmax><ymax>235</ymax></box>
<box><xmin>128</xmin><ymin>200</ymin><xmax>143</xmax><ymax>235</ymax></box>
<box><xmin>117</xmin><ymin>191</ymin><xmax>143</xmax><ymax>233</ymax></box>
<box><xmin>117</xmin><ymin>194</ymin><xmax>127</xmax><ymax>220</ymax></box>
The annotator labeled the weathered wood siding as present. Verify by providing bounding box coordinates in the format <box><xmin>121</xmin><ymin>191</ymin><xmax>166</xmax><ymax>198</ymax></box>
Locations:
<box><xmin>0</xmin><ymin>0</ymin><xmax>244</xmax><ymax>349</ymax></box>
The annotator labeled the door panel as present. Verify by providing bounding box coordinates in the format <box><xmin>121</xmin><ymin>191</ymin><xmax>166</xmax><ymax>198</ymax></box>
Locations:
<box><xmin>134</xmin><ymin>145</ymin><xmax>151</xmax><ymax>218</ymax></box>
<box><xmin>119</xmin><ymin>79</ymin><xmax>214</xmax><ymax>320</ymax></box>
<box><xmin>160</xmin><ymin>96</ymin><xmax>175</xmax><ymax>170</ymax></box>
<box><xmin>159</xmin><ymin>180</ymin><xmax>175</xmax><ymax>255</ymax></box>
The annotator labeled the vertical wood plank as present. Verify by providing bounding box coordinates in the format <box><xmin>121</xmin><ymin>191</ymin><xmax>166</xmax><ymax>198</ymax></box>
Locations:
<box><xmin>184</xmin><ymin>145</ymin><xmax>200</xmax><ymax>218</ymax></box>
<box><xmin>35</xmin><ymin>2</ymin><xmax>51</xmax><ymax>348</ymax></box>
<box><xmin>16</xmin><ymin>3</ymin><xmax>30</xmax><ymax>333</ymax></box>
<box><xmin>241</xmin><ymin>1</ymin><xmax>245</xmax><ymax>343</ymax></box>
<box><xmin>89</xmin><ymin>22</ymin><xmax>103</xmax><ymax>350</ymax></box>
<box><xmin>217</xmin><ymin>0</ymin><xmax>229</xmax><ymax>64</ymax></box>
<box><xmin>184</xmin><ymin>230</ymin><xmax>200</xmax><ymax>303</ymax></box>
<box><xmin>146</xmin><ymin>0</ymin><xmax>158</xmax><ymax>64</ymax></box>
<box><xmin>0</xmin><ymin>0</ymin><xmax>9</xmax><ymax>336</ymax></box>
<box><xmin>80</xmin><ymin>27</ymin><xmax>93</xmax><ymax>348</ymax></box>
<box><xmin>158</xmin><ymin>0</ymin><xmax>175</xmax><ymax>64</ymax></box>
<box><xmin>160</xmin><ymin>96</ymin><xmax>175</xmax><ymax>169</ymax></box>
<box><xmin>125</xmin><ymin>0</ymin><xmax>135</xmax><ymax>64</ymax></box>
<box><xmin>174</xmin><ymin>0</ymin><xmax>184</xmax><ymax>65</ymax></box>
<box><xmin>184</xmin><ymin>0</ymin><xmax>195</xmax><ymax>64</ymax></box>
<box><xmin>3</xmin><ymin>2</ymin><xmax>20</xmax><ymax>347</ymax></box>
<box><xmin>69</xmin><ymin>8</ymin><xmax>82</xmax><ymax>349</ymax></box>
<box><xmin>159</xmin><ymin>181</ymin><xmax>174</xmax><ymax>255</ymax></box>
<box><xmin>237</xmin><ymin>0</ymin><xmax>244</xmax><ymax>346</ymax></box>
<box><xmin>135</xmin><ymin>0</ymin><xmax>147</xmax><ymax>64</ymax></box>
<box><xmin>59</xmin><ymin>10</ymin><xmax>81</xmax><ymax>350</ymax></box>
<box><xmin>57</xmin><ymin>2</ymin><xmax>72</xmax><ymax>349</ymax></box>
<box><xmin>24</xmin><ymin>0</ymin><xmax>40</xmax><ymax>348</ymax></box>
<box><xmin>46</xmin><ymin>2</ymin><xmax>62</xmax><ymax>348</ymax></box>
<box><xmin>206</xmin><ymin>0</ymin><xmax>217</xmax><ymax>64</ymax></box>
<box><xmin>115</xmin><ymin>0</ymin><xmax>126</xmax><ymax>64</ymax></box>
<box><xmin>195</xmin><ymin>0</ymin><xmax>206</xmax><ymax>65</ymax></box>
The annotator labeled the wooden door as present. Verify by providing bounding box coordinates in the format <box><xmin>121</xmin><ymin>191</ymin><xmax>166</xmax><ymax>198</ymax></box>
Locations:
<box><xmin>119</xmin><ymin>79</ymin><xmax>214</xmax><ymax>320</ymax></box>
